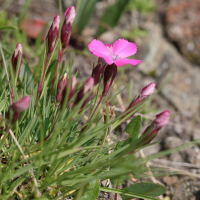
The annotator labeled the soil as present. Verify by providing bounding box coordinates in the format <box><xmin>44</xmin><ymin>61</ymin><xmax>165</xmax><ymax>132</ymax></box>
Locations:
<box><xmin>1</xmin><ymin>0</ymin><xmax>200</xmax><ymax>199</ymax></box>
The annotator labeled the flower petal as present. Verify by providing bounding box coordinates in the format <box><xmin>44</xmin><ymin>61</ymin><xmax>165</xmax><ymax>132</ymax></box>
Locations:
<box><xmin>115</xmin><ymin>58</ymin><xmax>142</xmax><ymax>67</ymax></box>
<box><xmin>88</xmin><ymin>39</ymin><xmax>113</xmax><ymax>64</ymax></box>
<box><xmin>113</xmin><ymin>39</ymin><xmax>137</xmax><ymax>58</ymax></box>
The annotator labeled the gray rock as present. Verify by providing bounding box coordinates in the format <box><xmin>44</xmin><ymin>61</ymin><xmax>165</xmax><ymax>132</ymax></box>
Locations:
<box><xmin>137</xmin><ymin>24</ymin><xmax>200</xmax><ymax>115</ymax></box>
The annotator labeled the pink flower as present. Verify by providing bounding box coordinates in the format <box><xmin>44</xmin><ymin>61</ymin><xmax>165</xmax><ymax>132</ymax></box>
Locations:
<box><xmin>88</xmin><ymin>39</ymin><xmax>142</xmax><ymax>67</ymax></box>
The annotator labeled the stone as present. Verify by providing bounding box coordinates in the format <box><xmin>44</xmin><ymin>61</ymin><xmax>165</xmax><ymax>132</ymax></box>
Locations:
<box><xmin>165</xmin><ymin>0</ymin><xmax>200</xmax><ymax>64</ymax></box>
<box><xmin>163</xmin><ymin>176</ymin><xmax>178</xmax><ymax>186</ymax></box>
<box><xmin>136</xmin><ymin>23</ymin><xmax>200</xmax><ymax>115</ymax></box>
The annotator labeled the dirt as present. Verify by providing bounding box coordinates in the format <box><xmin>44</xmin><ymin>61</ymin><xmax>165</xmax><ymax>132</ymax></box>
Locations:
<box><xmin>1</xmin><ymin>0</ymin><xmax>200</xmax><ymax>199</ymax></box>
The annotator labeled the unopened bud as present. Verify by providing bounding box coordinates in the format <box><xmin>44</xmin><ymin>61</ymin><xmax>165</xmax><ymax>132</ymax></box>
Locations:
<box><xmin>141</xmin><ymin>82</ymin><xmax>156</xmax><ymax>97</ymax></box>
<box><xmin>102</xmin><ymin>63</ymin><xmax>117</xmax><ymax>97</ymax></box>
<box><xmin>141</xmin><ymin>110</ymin><xmax>170</xmax><ymax>145</ymax></box>
<box><xmin>92</xmin><ymin>58</ymin><xmax>107</xmax><ymax>85</ymax></box>
<box><xmin>154</xmin><ymin>110</ymin><xmax>170</xmax><ymax>128</ymax></box>
<box><xmin>61</xmin><ymin>6</ymin><xmax>76</xmax><ymax>49</ymax></box>
<box><xmin>56</xmin><ymin>73</ymin><xmax>68</xmax><ymax>105</ymax></box>
<box><xmin>73</xmin><ymin>77</ymin><xmax>94</xmax><ymax>109</ymax></box>
<box><xmin>47</xmin><ymin>15</ymin><xmax>60</xmax><ymax>54</ymax></box>
<box><xmin>61</xmin><ymin>75</ymin><xmax>77</xmax><ymax>108</ymax></box>
<box><xmin>11</xmin><ymin>43</ymin><xmax>23</xmax><ymax>77</ymax></box>
<box><xmin>124</xmin><ymin>82</ymin><xmax>156</xmax><ymax>119</ymax></box>
<box><xmin>7</xmin><ymin>96</ymin><xmax>31</xmax><ymax>124</ymax></box>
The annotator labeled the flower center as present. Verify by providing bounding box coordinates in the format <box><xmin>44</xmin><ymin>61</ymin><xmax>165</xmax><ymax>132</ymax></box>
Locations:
<box><xmin>110</xmin><ymin>54</ymin><xmax>119</xmax><ymax>61</ymax></box>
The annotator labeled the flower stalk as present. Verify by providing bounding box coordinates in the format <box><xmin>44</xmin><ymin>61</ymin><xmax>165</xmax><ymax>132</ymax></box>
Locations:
<box><xmin>36</xmin><ymin>15</ymin><xmax>60</xmax><ymax>103</ymax></box>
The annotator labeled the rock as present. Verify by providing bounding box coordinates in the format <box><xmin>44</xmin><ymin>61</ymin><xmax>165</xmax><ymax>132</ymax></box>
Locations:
<box><xmin>193</xmin><ymin>130</ymin><xmax>200</xmax><ymax>140</ymax></box>
<box><xmin>164</xmin><ymin>136</ymin><xmax>183</xmax><ymax>149</ymax></box>
<box><xmin>165</xmin><ymin>0</ymin><xmax>200</xmax><ymax>64</ymax></box>
<box><xmin>169</xmin><ymin>152</ymin><xmax>184</xmax><ymax>163</ymax></box>
<box><xmin>171</xmin><ymin>177</ymin><xmax>200</xmax><ymax>200</ymax></box>
<box><xmin>143</xmin><ymin>142</ymin><xmax>160</xmax><ymax>156</ymax></box>
<box><xmin>137</xmin><ymin>23</ymin><xmax>200</xmax><ymax>116</ymax></box>
<box><xmin>163</xmin><ymin>176</ymin><xmax>178</xmax><ymax>186</ymax></box>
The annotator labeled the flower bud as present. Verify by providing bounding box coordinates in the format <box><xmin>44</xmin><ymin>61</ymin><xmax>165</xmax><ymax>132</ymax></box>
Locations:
<box><xmin>92</xmin><ymin>57</ymin><xmax>107</xmax><ymax>85</ymax></box>
<box><xmin>61</xmin><ymin>6</ymin><xmax>76</xmax><ymax>49</ymax></box>
<box><xmin>124</xmin><ymin>82</ymin><xmax>156</xmax><ymax>119</ymax></box>
<box><xmin>140</xmin><ymin>110</ymin><xmax>170</xmax><ymax>145</ymax></box>
<box><xmin>73</xmin><ymin>77</ymin><xmax>94</xmax><ymax>109</ymax></box>
<box><xmin>47</xmin><ymin>15</ymin><xmax>60</xmax><ymax>55</ymax></box>
<box><xmin>7</xmin><ymin>96</ymin><xmax>31</xmax><ymax>124</ymax></box>
<box><xmin>0</xmin><ymin>112</ymin><xmax>3</xmax><ymax>130</ymax></box>
<box><xmin>56</xmin><ymin>73</ymin><xmax>68</xmax><ymax>105</ymax></box>
<box><xmin>61</xmin><ymin>75</ymin><xmax>77</xmax><ymax>108</ymax></box>
<box><xmin>102</xmin><ymin>63</ymin><xmax>117</xmax><ymax>97</ymax></box>
<box><xmin>154</xmin><ymin>110</ymin><xmax>170</xmax><ymax>128</ymax></box>
<box><xmin>141</xmin><ymin>82</ymin><xmax>156</xmax><ymax>97</ymax></box>
<box><xmin>11</xmin><ymin>43</ymin><xmax>23</xmax><ymax>77</ymax></box>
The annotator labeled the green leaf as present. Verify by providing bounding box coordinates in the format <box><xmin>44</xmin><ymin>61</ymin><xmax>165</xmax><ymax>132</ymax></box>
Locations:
<box><xmin>97</xmin><ymin>0</ymin><xmax>131</xmax><ymax>35</ymax></box>
<box><xmin>73</xmin><ymin>0</ymin><xmax>98</xmax><ymax>34</ymax></box>
<box><xmin>0</xmin><ymin>98</ymin><xmax>7</xmax><ymax>112</ymax></box>
<box><xmin>120</xmin><ymin>182</ymin><xmax>166</xmax><ymax>199</ymax></box>
<box><xmin>127</xmin><ymin>0</ymin><xmax>155</xmax><ymax>15</ymax></box>
<box><xmin>100</xmin><ymin>187</ymin><xmax>159</xmax><ymax>200</ymax></box>
<box><xmin>80</xmin><ymin>179</ymin><xmax>100</xmax><ymax>200</ymax></box>
<box><xmin>125</xmin><ymin>115</ymin><xmax>141</xmax><ymax>141</ymax></box>
<box><xmin>110</xmin><ymin>116</ymin><xmax>141</xmax><ymax>187</ymax></box>
<box><xmin>0</xmin><ymin>26</ymin><xmax>18</xmax><ymax>30</ymax></box>
<box><xmin>19</xmin><ymin>63</ymin><xmax>34</xmax><ymax>93</ymax></box>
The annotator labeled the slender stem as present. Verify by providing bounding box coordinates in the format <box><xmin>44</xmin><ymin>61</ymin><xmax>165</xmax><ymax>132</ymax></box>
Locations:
<box><xmin>9</xmin><ymin>129</ymin><xmax>39</xmax><ymax>197</ymax></box>
<box><xmin>50</xmin><ymin>48</ymin><xmax>63</xmax><ymax>96</ymax></box>
<box><xmin>114</xmin><ymin>179</ymin><xmax>119</xmax><ymax>200</ymax></box>
<box><xmin>35</xmin><ymin>53</ymin><xmax>51</xmax><ymax>107</ymax></box>
<box><xmin>88</xmin><ymin>95</ymin><xmax>104</xmax><ymax>122</ymax></box>
<box><xmin>0</xmin><ymin>42</ymin><xmax>12</xmax><ymax>104</ymax></box>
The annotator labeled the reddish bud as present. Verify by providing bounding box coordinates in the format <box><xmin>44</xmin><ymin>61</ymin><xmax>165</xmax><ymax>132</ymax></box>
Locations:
<box><xmin>124</xmin><ymin>82</ymin><xmax>156</xmax><ymax>119</ymax></box>
<box><xmin>68</xmin><ymin>76</ymin><xmax>77</xmax><ymax>102</ymax></box>
<box><xmin>154</xmin><ymin>110</ymin><xmax>170</xmax><ymax>128</ymax></box>
<box><xmin>141</xmin><ymin>82</ymin><xmax>156</xmax><ymax>97</ymax></box>
<box><xmin>141</xmin><ymin>110</ymin><xmax>170</xmax><ymax>145</ymax></box>
<box><xmin>11</xmin><ymin>43</ymin><xmax>23</xmax><ymax>77</ymax></box>
<box><xmin>102</xmin><ymin>63</ymin><xmax>117</xmax><ymax>97</ymax></box>
<box><xmin>56</xmin><ymin>73</ymin><xmax>68</xmax><ymax>105</ymax></box>
<box><xmin>7</xmin><ymin>96</ymin><xmax>31</xmax><ymax>124</ymax></box>
<box><xmin>61</xmin><ymin>6</ymin><xmax>76</xmax><ymax>49</ymax></box>
<box><xmin>92</xmin><ymin>58</ymin><xmax>107</xmax><ymax>85</ymax></box>
<box><xmin>61</xmin><ymin>75</ymin><xmax>77</xmax><ymax>108</ymax></box>
<box><xmin>73</xmin><ymin>77</ymin><xmax>94</xmax><ymax>109</ymax></box>
<box><xmin>47</xmin><ymin>15</ymin><xmax>60</xmax><ymax>54</ymax></box>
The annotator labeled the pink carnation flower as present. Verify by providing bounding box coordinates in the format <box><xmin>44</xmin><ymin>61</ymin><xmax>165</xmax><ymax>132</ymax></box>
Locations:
<box><xmin>88</xmin><ymin>39</ymin><xmax>142</xmax><ymax>67</ymax></box>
